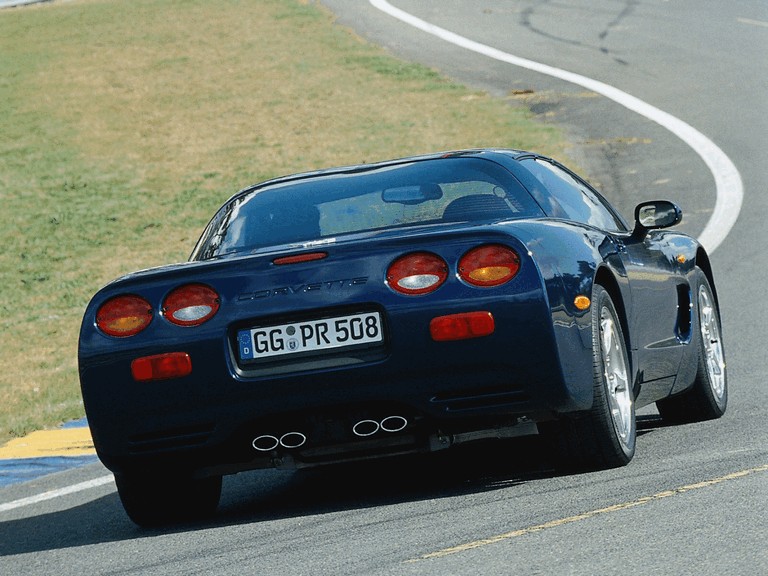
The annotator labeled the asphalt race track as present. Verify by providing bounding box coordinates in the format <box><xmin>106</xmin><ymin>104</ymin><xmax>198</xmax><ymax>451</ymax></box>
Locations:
<box><xmin>1</xmin><ymin>1</ymin><xmax>766</xmax><ymax>574</ymax></box>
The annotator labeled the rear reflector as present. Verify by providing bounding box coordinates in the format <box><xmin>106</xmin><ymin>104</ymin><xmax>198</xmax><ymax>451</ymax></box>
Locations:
<box><xmin>131</xmin><ymin>352</ymin><xmax>192</xmax><ymax>382</ymax></box>
<box><xmin>430</xmin><ymin>311</ymin><xmax>495</xmax><ymax>341</ymax></box>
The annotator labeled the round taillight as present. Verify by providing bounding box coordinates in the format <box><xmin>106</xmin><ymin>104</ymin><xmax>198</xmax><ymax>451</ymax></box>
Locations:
<box><xmin>96</xmin><ymin>295</ymin><xmax>153</xmax><ymax>337</ymax></box>
<box><xmin>459</xmin><ymin>244</ymin><xmax>520</xmax><ymax>287</ymax></box>
<box><xmin>163</xmin><ymin>284</ymin><xmax>220</xmax><ymax>326</ymax></box>
<box><xmin>387</xmin><ymin>252</ymin><xmax>448</xmax><ymax>295</ymax></box>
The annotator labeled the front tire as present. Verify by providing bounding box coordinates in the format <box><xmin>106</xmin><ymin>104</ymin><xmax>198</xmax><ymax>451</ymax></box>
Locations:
<box><xmin>115</xmin><ymin>472</ymin><xmax>222</xmax><ymax>528</ymax></box>
<box><xmin>656</xmin><ymin>268</ymin><xmax>727</xmax><ymax>422</ymax></box>
<box><xmin>545</xmin><ymin>285</ymin><xmax>636</xmax><ymax>469</ymax></box>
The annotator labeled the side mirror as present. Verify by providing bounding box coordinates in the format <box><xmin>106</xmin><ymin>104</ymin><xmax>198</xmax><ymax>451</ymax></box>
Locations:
<box><xmin>633</xmin><ymin>200</ymin><xmax>682</xmax><ymax>237</ymax></box>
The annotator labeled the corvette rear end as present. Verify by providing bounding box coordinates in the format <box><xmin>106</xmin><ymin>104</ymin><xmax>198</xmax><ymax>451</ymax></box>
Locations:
<box><xmin>79</xmin><ymin>225</ymin><xmax>589</xmax><ymax>478</ymax></box>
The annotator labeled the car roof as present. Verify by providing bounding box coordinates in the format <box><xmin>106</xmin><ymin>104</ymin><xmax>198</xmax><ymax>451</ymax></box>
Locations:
<box><xmin>229</xmin><ymin>148</ymin><xmax>538</xmax><ymax>202</ymax></box>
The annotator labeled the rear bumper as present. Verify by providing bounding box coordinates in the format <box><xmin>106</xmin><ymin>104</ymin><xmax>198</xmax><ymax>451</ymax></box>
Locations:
<box><xmin>81</xmin><ymin>295</ymin><xmax>593</xmax><ymax>476</ymax></box>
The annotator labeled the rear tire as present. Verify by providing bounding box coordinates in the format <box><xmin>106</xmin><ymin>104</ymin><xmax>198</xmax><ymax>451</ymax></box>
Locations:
<box><xmin>545</xmin><ymin>285</ymin><xmax>636</xmax><ymax>470</ymax></box>
<box><xmin>115</xmin><ymin>472</ymin><xmax>222</xmax><ymax>528</ymax></box>
<box><xmin>656</xmin><ymin>268</ymin><xmax>727</xmax><ymax>423</ymax></box>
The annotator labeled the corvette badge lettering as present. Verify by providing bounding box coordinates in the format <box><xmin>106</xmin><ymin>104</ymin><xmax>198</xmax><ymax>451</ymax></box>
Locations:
<box><xmin>237</xmin><ymin>277</ymin><xmax>369</xmax><ymax>301</ymax></box>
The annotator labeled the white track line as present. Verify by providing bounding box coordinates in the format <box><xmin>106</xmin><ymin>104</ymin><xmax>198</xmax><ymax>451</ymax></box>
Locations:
<box><xmin>0</xmin><ymin>475</ymin><xmax>113</xmax><ymax>513</ymax></box>
<box><xmin>370</xmin><ymin>0</ymin><xmax>743</xmax><ymax>252</ymax></box>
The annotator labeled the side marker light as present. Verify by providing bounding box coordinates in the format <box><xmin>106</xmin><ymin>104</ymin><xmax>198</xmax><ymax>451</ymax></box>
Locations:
<box><xmin>574</xmin><ymin>295</ymin><xmax>591</xmax><ymax>311</ymax></box>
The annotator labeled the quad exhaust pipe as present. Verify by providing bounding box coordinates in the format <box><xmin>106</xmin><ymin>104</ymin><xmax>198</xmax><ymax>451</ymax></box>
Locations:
<box><xmin>352</xmin><ymin>415</ymin><xmax>408</xmax><ymax>437</ymax></box>
<box><xmin>251</xmin><ymin>415</ymin><xmax>409</xmax><ymax>452</ymax></box>
<box><xmin>252</xmin><ymin>431</ymin><xmax>307</xmax><ymax>452</ymax></box>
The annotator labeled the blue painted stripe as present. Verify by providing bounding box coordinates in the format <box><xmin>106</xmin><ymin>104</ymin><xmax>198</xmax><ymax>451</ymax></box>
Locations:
<box><xmin>0</xmin><ymin>455</ymin><xmax>99</xmax><ymax>488</ymax></box>
<box><xmin>59</xmin><ymin>417</ymin><xmax>89</xmax><ymax>429</ymax></box>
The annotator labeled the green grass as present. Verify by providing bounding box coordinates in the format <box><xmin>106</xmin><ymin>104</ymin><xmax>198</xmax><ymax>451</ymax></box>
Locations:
<box><xmin>0</xmin><ymin>0</ymin><xmax>567</xmax><ymax>443</ymax></box>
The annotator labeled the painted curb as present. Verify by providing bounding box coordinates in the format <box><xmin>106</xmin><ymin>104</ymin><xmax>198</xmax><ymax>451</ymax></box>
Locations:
<box><xmin>0</xmin><ymin>418</ymin><xmax>97</xmax><ymax>487</ymax></box>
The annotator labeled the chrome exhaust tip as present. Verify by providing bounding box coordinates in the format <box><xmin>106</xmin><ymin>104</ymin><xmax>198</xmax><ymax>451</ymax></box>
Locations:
<box><xmin>279</xmin><ymin>431</ymin><xmax>307</xmax><ymax>449</ymax></box>
<box><xmin>252</xmin><ymin>434</ymin><xmax>280</xmax><ymax>452</ymax></box>
<box><xmin>380</xmin><ymin>415</ymin><xmax>408</xmax><ymax>433</ymax></box>
<box><xmin>353</xmin><ymin>416</ymin><xmax>408</xmax><ymax>437</ymax></box>
<box><xmin>352</xmin><ymin>419</ymin><xmax>380</xmax><ymax>437</ymax></box>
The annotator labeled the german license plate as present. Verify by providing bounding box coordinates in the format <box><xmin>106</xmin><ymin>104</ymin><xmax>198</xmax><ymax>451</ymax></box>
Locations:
<box><xmin>237</xmin><ymin>311</ymin><xmax>383</xmax><ymax>362</ymax></box>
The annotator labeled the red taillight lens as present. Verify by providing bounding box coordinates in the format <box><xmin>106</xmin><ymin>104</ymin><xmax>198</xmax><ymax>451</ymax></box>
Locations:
<box><xmin>163</xmin><ymin>284</ymin><xmax>220</xmax><ymax>326</ymax></box>
<box><xmin>458</xmin><ymin>244</ymin><xmax>520</xmax><ymax>287</ymax></box>
<box><xmin>430</xmin><ymin>311</ymin><xmax>495</xmax><ymax>341</ymax></box>
<box><xmin>131</xmin><ymin>352</ymin><xmax>192</xmax><ymax>382</ymax></box>
<box><xmin>96</xmin><ymin>295</ymin><xmax>153</xmax><ymax>337</ymax></box>
<box><xmin>387</xmin><ymin>252</ymin><xmax>448</xmax><ymax>295</ymax></box>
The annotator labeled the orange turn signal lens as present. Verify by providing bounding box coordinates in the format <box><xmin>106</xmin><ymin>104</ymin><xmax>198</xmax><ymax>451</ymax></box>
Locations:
<box><xmin>430</xmin><ymin>311</ymin><xmax>495</xmax><ymax>341</ymax></box>
<box><xmin>96</xmin><ymin>295</ymin><xmax>153</xmax><ymax>337</ymax></box>
<box><xmin>458</xmin><ymin>244</ymin><xmax>520</xmax><ymax>287</ymax></box>
<box><xmin>574</xmin><ymin>295</ymin><xmax>591</xmax><ymax>311</ymax></box>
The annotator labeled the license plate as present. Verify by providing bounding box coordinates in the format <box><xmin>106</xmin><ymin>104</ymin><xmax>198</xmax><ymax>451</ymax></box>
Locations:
<box><xmin>237</xmin><ymin>311</ymin><xmax>383</xmax><ymax>362</ymax></box>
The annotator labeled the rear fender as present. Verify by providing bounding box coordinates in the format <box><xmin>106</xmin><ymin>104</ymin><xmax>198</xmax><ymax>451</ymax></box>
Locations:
<box><xmin>517</xmin><ymin>226</ymin><xmax>604</xmax><ymax>411</ymax></box>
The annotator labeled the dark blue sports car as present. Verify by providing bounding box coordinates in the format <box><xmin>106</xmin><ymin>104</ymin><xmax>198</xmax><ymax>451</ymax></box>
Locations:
<box><xmin>78</xmin><ymin>149</ymin><xmax>727</xmax><ymax>526</ymax></box>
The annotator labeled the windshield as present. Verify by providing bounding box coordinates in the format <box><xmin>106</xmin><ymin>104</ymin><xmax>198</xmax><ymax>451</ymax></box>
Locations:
<box><xmin>191</xmin><ymin>157</ymin><xmax>543</xmax><ymax>261</ymax></box>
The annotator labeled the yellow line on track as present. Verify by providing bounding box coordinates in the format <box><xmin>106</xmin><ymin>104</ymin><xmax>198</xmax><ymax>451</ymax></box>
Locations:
<box><xmin>408</xmin><ymin>463</ymin><xmax>768</xmax><ymax>562</ymax></box>
<box><xmin>0</xmin><ymin>428</ymin><xmax>96</xmax><ymax>459</ymax></box>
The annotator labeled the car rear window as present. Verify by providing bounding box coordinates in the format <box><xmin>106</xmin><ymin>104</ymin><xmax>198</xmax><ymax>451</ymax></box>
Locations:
<box><xmin>192</xmin><ymin>157</ymin><xmax>543</xmax><ymax>260</ymax></box>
